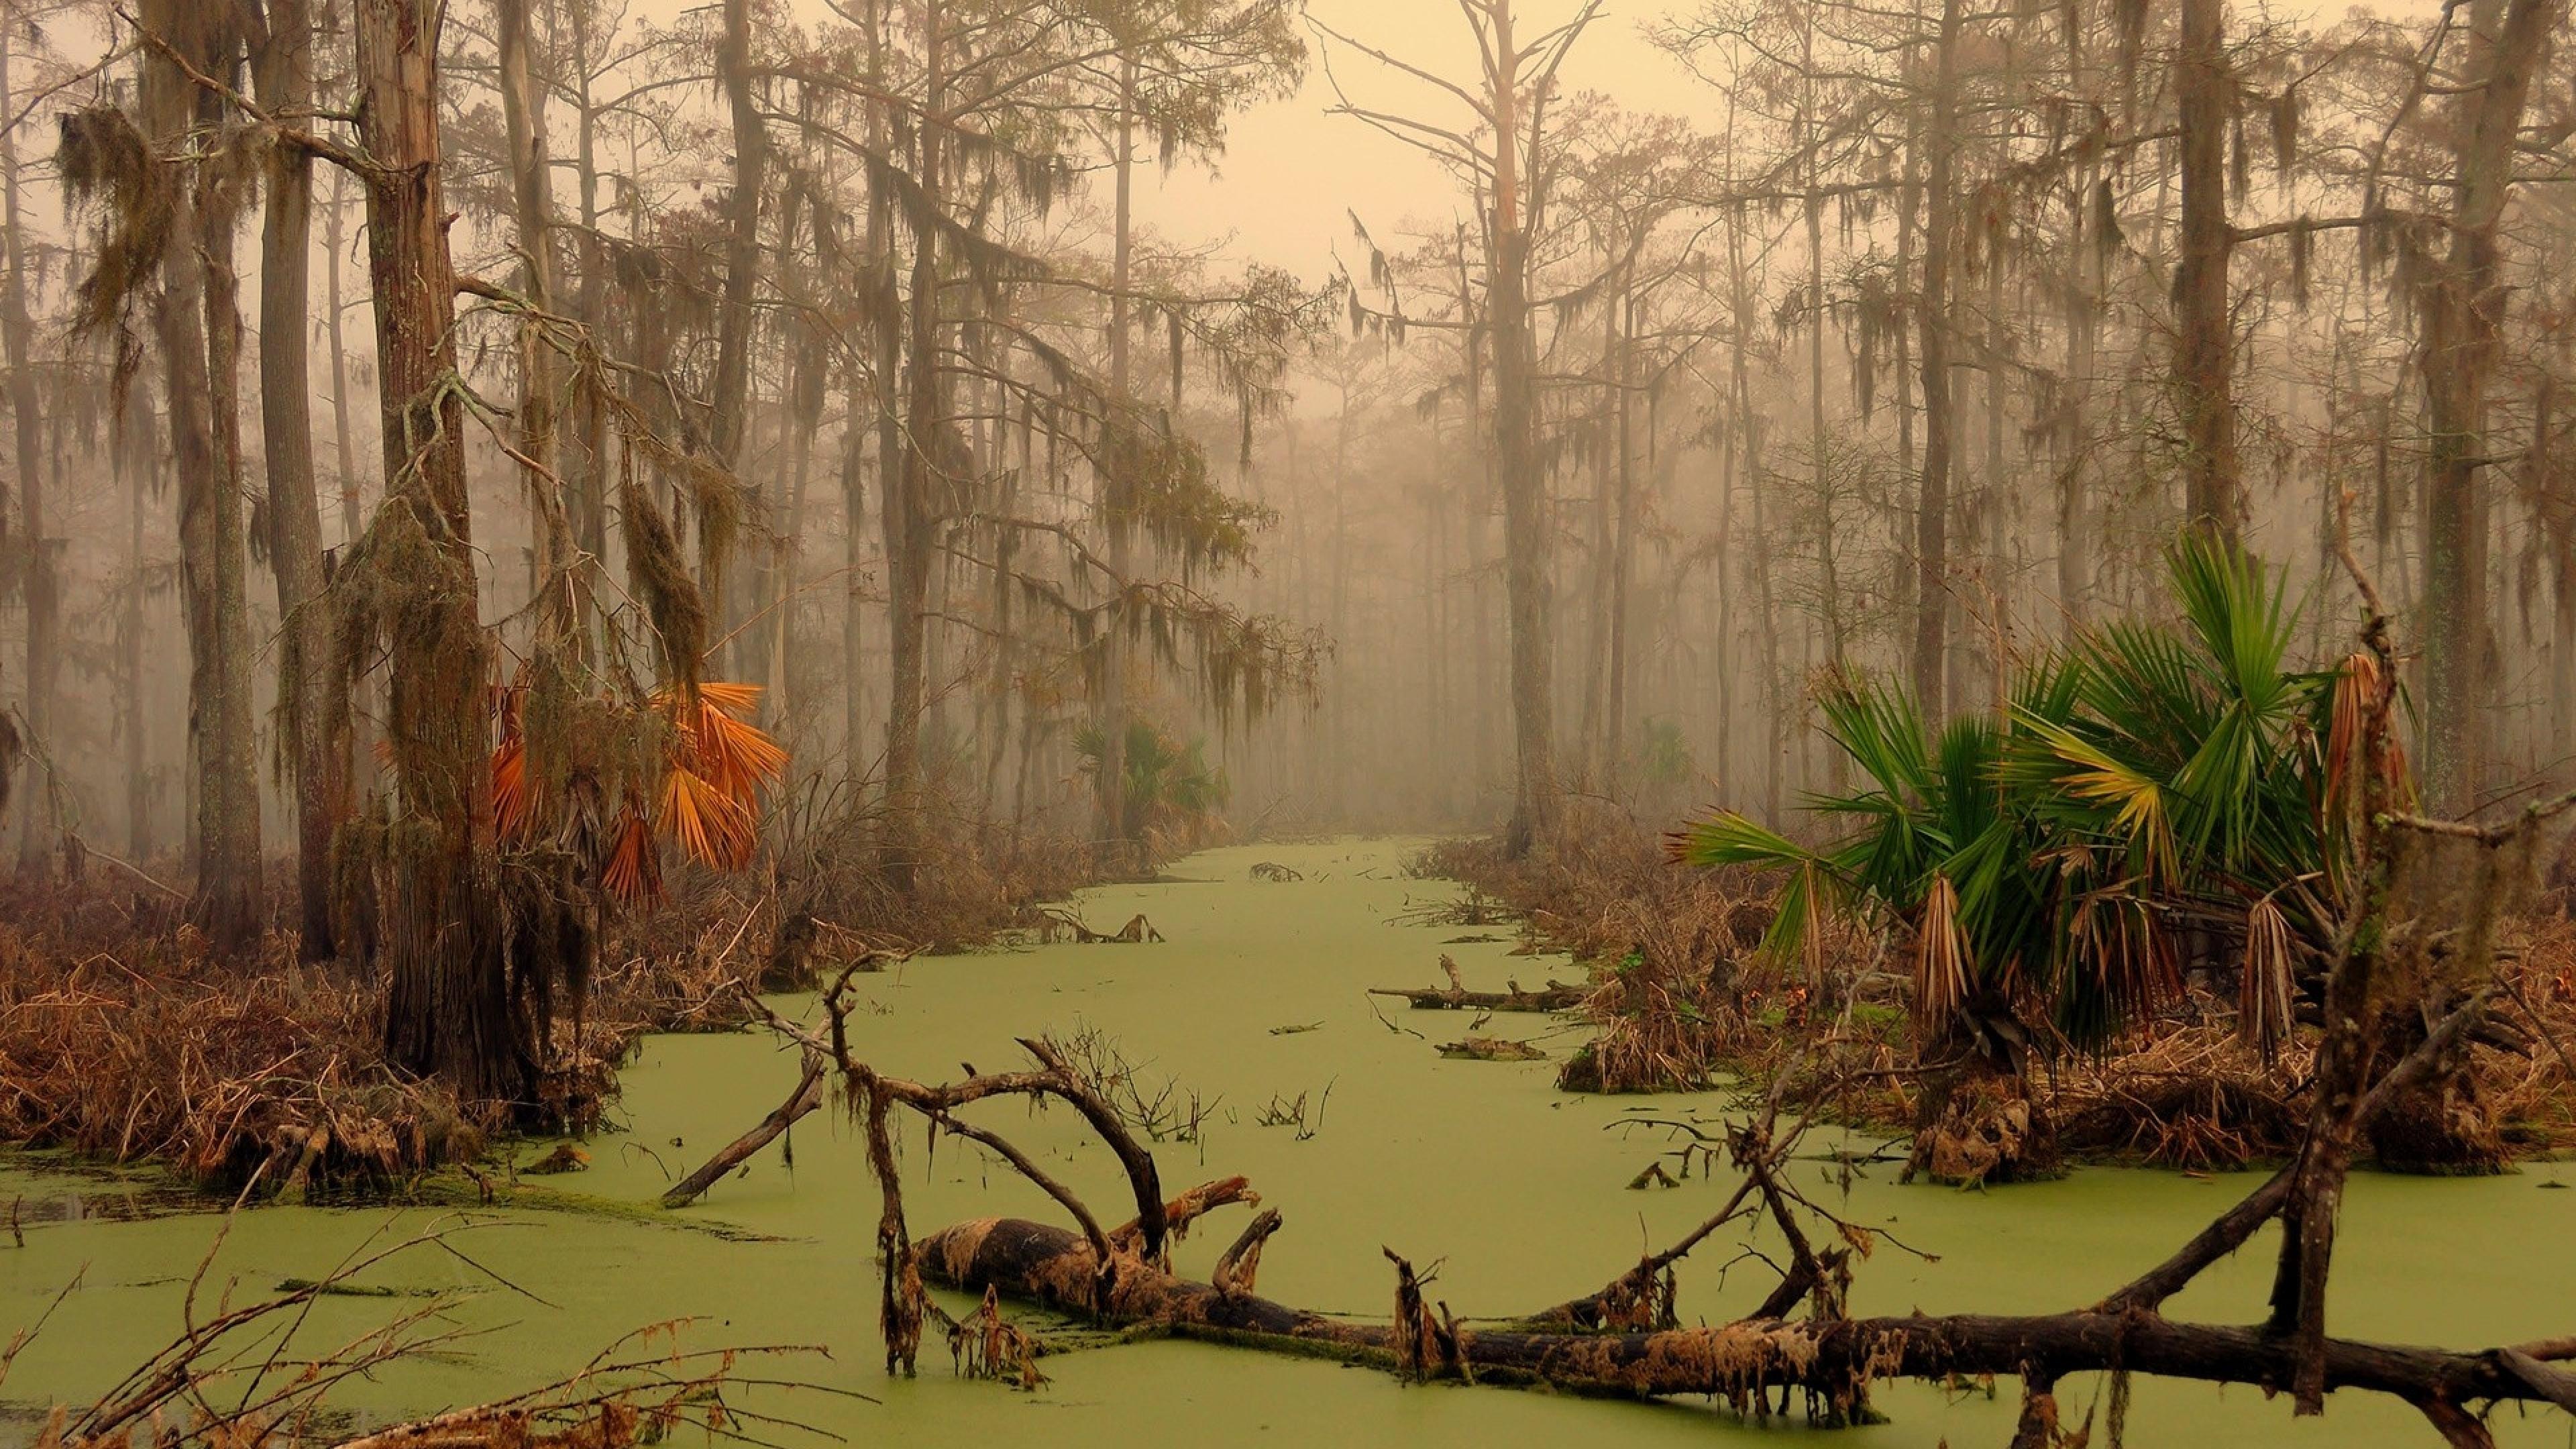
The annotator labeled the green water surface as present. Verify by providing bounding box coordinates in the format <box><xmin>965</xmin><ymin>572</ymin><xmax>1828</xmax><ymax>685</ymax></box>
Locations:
<box><xmin>5</xmin><ymin>839</ymin><xmax>2571</xmax><ymax>1447</ymax></box>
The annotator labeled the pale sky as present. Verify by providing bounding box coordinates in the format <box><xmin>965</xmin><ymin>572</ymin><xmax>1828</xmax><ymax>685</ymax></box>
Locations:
<box><xmin>741</xmin><ymin>0</ymin><xmax>2434</xmax><ymax>285</ymax></box>
<box><xmin>1132</xmin><ymin>1</ymin><xmax>1701</xmax><ymax>274</ymax></box>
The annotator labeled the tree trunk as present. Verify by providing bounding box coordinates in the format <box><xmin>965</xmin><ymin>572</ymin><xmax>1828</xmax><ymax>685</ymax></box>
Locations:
<box><xmin>710</xmin><ymin>0</ymin><xmax>767</xmax><ymax>657</ymax></box>
<box><xmin>124</xmin><ymin>402</ymin><xmax>156</xmax><ymax>859</ymax></box>
<box><xmin>1911</xmin><ymin>0</ymin><xmax>1961</xmax><ymax>719</ymax></box>
<box><xmin>1098</xmin><ymin>56</ymin><xmax>1138</xmax><ymax>861</ymax></box>
<box><xmin>920</xmin><ymin>1214</ymin><xmax>2574</xmax><ymax>1424</ymax></box>
<box><xmin>496</xmin><ymin>0</ymin><xmax>576</xmax><ymax>643</ymax></box>
<box><xmin>356</xmin><ymin>0</ymin><xmax>523</xmax><ymax>1104</ymax></box>
<box><xmin>325</xmin><ymin>169</ymin><xmax>361</xmax><ymax>544</ymax></box>
<box><xmin>879</xmin><ymin>0</ymin><xmax>943</xmax><ymax>893</ymax></box>
<box><xmin>140</xmin><ymin>0</ymin><xmax>262</xmax><ymax>947</ymax></box>
<box><xmin>0</xmin><ymin>25</ymin><xmax>54</xmax><ymax>870</ymax></box>
<box><xmin>1605</xmin><ymin>284</ymin><xmax>1638</xmax><ymax>779</ymax></box>
<box><xmin>2421</xmin><ymin>0</ymin><xmax>2563</xmax><ymax>816</ymax></box>
<box><xmin>1489</xmin><ymin>1</ymin><xmax>1556</xmax><ymax>857</ymax></box>
<box><xmin>253</xmin><ymin>0</ymin><xmax>343</xmax><ymax>959</ymax></box>
<box><xmin>2175</xmin><ymin>0</ymin><xmax>2239</xmax><ymax>539</ymax></box>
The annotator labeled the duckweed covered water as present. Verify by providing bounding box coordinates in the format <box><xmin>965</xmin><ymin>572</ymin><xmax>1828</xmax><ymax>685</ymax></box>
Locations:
<box><xmin>5</xmin><ymin>839</ymin><xmax>2572</xmax><ymax>1446</ymax></box>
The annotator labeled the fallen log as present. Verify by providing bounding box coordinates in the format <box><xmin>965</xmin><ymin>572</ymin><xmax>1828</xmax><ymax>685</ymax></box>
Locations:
<box><xmin>917</xmin><ymin>1212</ymin><xmax>2576</xmax><ymax>1426</ymax></box>
<box><xmin>1369</xmin><ymin>954</ymin><xmax>1585</xmax><ymax>1010</ymax></box>
<box><xmin>1371</xmin><ymin>982</ymin><xmax>1586</xmax><ymax>1011</ymax></box>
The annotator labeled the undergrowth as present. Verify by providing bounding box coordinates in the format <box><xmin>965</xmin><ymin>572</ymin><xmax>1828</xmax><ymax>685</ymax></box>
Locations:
<box><xmin>1421</xmin><ymin>798</ymin><xmax>2576</xmax><ymax>1172</ymax></box>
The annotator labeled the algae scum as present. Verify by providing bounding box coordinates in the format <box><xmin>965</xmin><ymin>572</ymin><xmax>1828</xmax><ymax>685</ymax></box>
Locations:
<box><xmin>5</xmin><ymin>839</ymin><xmax>2572</xmax><ymax>1446</ymax></box>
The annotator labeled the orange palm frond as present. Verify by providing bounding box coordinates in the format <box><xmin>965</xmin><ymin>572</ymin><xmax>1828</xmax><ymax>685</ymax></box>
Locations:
<box><xmin>686</xmin><ymin>702</ymin><xmax>788</xmax><ymax>799</ymax></box>
<box><xmin>659</xmin><ymin>766</ymin><xmax>756</xmax><ymax>871</ymax></box>
<box><xmin>693</xmin><ymin>681</ymin><xmax>764</xmax><ymax>715</ymax></box>
<box><xmin>492</xmin><ymin>737</ymin><xmax>534</xmax><ymax>841</ymax></box>
<box><xmin>602</xmin><ymin>805</ymin><xmax>661</xmax><ymax>903</ymax></box>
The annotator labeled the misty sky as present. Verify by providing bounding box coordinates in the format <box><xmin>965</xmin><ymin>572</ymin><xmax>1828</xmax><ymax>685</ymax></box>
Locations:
<box><xmin>733</xmin><ymin>0</ymin><xmax>2444</xmax><ymax>283</ymax></box>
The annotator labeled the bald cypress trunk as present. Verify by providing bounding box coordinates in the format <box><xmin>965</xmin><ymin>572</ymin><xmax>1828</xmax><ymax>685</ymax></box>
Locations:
<box><xmin>2174</xmin><ymin>0</ymin><xmax>2239</xmax><ymax>539</ymax></box>
<box><xmin>1911</xmin><ymin>0</ymin><xmax>1962</xmax><ymax>719</ymax></box>
<box><xmin>2421</xmin><ymin>0</ymin><xmax>2565</xmax><ymax>815</ymax></box>
<box><xmin>253</xmin><ymin>0</ymin><xmax>342</xmax><ymax>959</ymax></box>
<box><xmin>356</xmin><ymin>0</ymin><xmax>524</xmax><ymax>1102</ymax></box>
<box><xmin>1</xmin><ymin>26</ymin><xmax>54</xmax><ymax>869</ymax></box>
<box><xmin>1488</xmin><ymin>0</ymin><xmax>1557</xmax><ymax>858</ymax></box>
<box><xmin>497</xmin><ymin>0</ymin><xmax>574</xmax><ymax>640</ymax></box>
<box><xmin>139</xmin><ymin>0</ymin><xmax>262</xmax><ymax>946</ymax></box>
<box><xmin>880</xmin><ymin>0</ymin><xmax>943</xmax><ymax>893</ymax></box>
<box><xmin>711</xmin><ymin>0</ymin><xmax>767</xmax><ymax>671</ymax></box>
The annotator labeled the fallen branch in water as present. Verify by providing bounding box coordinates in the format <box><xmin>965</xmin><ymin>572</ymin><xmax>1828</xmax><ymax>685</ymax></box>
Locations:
<box><xmin>1368</xmin><ymin>952</ymin><xmax>1585</xmax><ymax>1011</ymax></box>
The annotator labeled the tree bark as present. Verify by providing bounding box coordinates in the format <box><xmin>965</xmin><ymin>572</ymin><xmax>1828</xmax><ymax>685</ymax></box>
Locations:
<box><xmin>496</xmin><ymin>0</ymin><xmax>575</xmax><ymax>641</ymax></box>
<box><xmin>1911</xmin><ymin>0</ymin><xmax>1961</xmax><ymax>720</ymax></box>
<box><xmin>356</xmin><ymin>0</ymin><xmax>523</xmax><ymax>1102</ymax></box>
<box><xmin>1097</xmin><ymin>56</ymin><xmax>1138</xmax><ymax>860</ymax></box>
<box><xmin>879</xmin><ymin>0</ymin><xmax>944</xmax><ymax>894</ymax></box>
<box><xmin>710</xmin><ymin>0</ymin><xmax>767</xmax><ymax>669</ymax></box>
<box><xmin>252</xmin><ymin>0</ymin><xmax>343</xmax><ymax>959</ymax></box>
<box><xmin>1488</xmin><ymin>1</ymin><xmax>1557</xmax><ymax>858</ymax></box>
<box><xmin>920</xmin><ymin>1212</ymin><xmax>2576</xmax><ymax>1424</ymax></box>
<box><xmin>140</xmin><ymin>0</ymin><xmax>262</xmax><ymax>947</ymax></box>
<box><xmin>2174</xmin><ymin>0</ymin><xmax>2240</xmax><ymax>540</ymax></box>
<box><xmin>0</xmin><ymin>25</ymin><xmax>54</xmax><ymax>869</ymax></box>
<box><xmin>2420</xmin><ymin>0</ymin><xmax>2564</xmax><ymax>816</ymax></box>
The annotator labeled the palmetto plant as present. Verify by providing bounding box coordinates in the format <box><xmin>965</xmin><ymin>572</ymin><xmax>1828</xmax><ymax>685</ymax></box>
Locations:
<box><xmin>1674</xmin><ymin>535</ymin><xmax>2399</xmax><ymax>1055</ymax></box>
<box><xmin>1075</xmin><ymin>718</ymin><xmax>1231</xmax><ymax>850</ymax></box>
<box><xmin>492</xmin><ymin>680</ymin><xmax>788</xmax><ymax>904</ymax></box>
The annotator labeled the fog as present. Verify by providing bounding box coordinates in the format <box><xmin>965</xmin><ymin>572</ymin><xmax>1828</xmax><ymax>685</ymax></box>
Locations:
<box><xmin>0</xmin><ymin>0</ymin><xmax>2557</xmax><ymax>910</ymax></box>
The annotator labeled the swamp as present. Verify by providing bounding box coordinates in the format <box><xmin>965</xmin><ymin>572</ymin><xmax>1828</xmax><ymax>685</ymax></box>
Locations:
<box><xmin>1</xmin><ymin>0</ymin><xmax>2575</xmax><ymax>1445</ymax></box>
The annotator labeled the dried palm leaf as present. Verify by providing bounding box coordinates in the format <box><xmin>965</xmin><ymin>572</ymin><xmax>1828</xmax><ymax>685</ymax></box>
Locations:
<box><xmin>2240</xmin><ymin>897</ymin><xmax>2296</xmax><ymax>1061</ymax></box>
<box><xmin>1915</xmin><ymin>873</ymin><xmax>1969</xmax><ymax>1036</ymax></box>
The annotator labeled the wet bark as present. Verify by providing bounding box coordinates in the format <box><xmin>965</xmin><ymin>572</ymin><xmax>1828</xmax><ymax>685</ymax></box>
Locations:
<box><xmin>920</xmin><ymin>1212</ymin><xmax>2576</xmax><ymax>1422</ymax></box>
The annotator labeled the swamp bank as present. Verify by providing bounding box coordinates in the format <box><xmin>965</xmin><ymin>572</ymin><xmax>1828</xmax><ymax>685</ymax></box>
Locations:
<box><xmin>7</xmin><ymin>839</ymin><xmax>2576</xmax><ymax>1448</ymax></box>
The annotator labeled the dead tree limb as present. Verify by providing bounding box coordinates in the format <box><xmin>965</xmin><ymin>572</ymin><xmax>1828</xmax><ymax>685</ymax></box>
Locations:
<box><xmin>661</xmin><ymin>1053</ymin><xmax>824</xmax><ymax>1208</ymax></box>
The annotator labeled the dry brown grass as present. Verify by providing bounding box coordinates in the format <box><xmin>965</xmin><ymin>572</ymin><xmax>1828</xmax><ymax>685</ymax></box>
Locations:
<box><xmin>0</xmin><ymin>881</ymin><xmax>488</xmax><ymax>1193</ymax></box>
<box><xmin>0</xmin><ymin>792</ymin><xmax>1118</xmax><ymax>1194</ymax></box>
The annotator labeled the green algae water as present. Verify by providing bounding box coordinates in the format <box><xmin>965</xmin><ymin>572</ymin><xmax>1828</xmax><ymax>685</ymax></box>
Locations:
<box><xmin>6</xmin><ymin>838</ymin><xmax>2573</xmax><ymax>1446</ymax></box>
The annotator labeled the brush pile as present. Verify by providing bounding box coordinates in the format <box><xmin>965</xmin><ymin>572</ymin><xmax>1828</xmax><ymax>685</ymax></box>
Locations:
<box><xmin>0</xmin><ymin>883</ymin><xmax>485</xmax><ymax>1193</ymax></box>
<box><xmin>0</xmin><ymin>864</ymin><xmax>786</xmax><ymax>1193</ymax></box>
<box><xmin>1418</xmin><ymin>798</ymin><xmax>1811</xmax><ymax>1094</ymax></box>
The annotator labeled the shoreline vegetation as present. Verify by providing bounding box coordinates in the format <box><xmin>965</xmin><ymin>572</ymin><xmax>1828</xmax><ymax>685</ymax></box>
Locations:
<box><xmin>1418</xmin><ymin>805</ymin><xmax>2576</xmax><ymax>1178</ymax></box>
